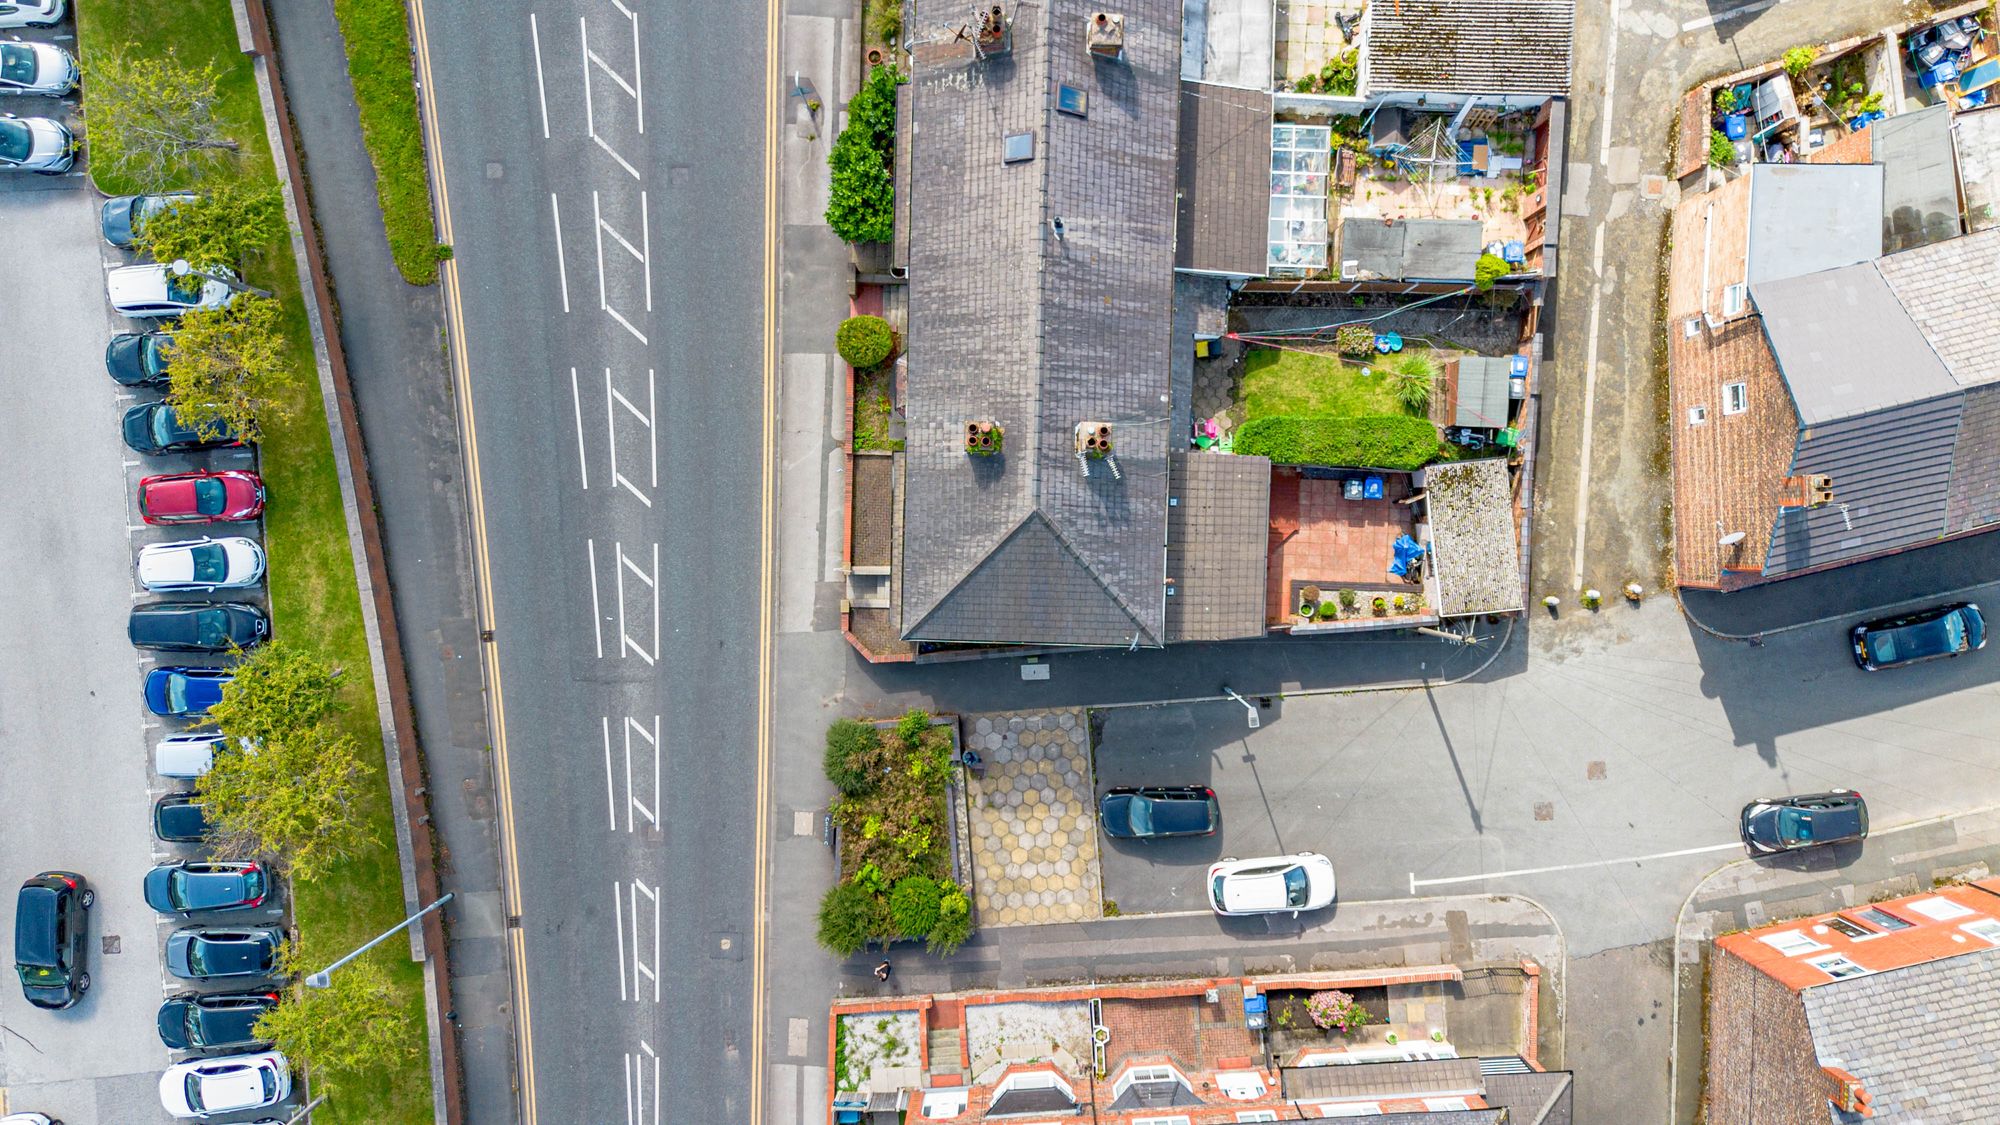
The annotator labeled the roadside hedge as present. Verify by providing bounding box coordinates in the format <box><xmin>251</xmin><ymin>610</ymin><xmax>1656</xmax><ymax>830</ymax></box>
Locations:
<box><xmin>827</xmin><ymin>65</ymin><xmax>903</xmax><ymax>243</ymax></box>
<box><xmin>1233</xmin><ymin>414</ymin><xmax>1442</xmax><ymax>470</ymax></box>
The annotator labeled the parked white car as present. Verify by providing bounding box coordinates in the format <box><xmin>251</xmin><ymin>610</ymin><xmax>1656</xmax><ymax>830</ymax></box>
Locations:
<box><xmin>155</xmin><ymin>733</ymin><xmax>228</xmax><ymax>779</ymax></box>
<box><xmin>1</xmin><ymin>1112</ymin><xmax>64</xmax><ymax>1125</ymax></box>
<box><xmin>0</xmin><ymin>41</ymin><xmax>77</xmax><ymax>95</ymax></box>
<box><xmin>0</xmin><ymin>1</ymin><xmax>64</xmax><ymax>29</ymax></box>
<box><xmin>1206</xmin><ymin>853</ymin><xmax>1337</xmax><ymax>916</ymax></box>
<box><xmin>0</xmin><ymin>113</ymin><xmax>69</xmax><ymax>172</ymax></box>
<box><xmin>106</xmin><ymin>263</ymin><xmax>238</xmax><ymax>318</ymax></box>
<box><xmin>158</xmin><ymin>1051</ymin><xmax>290</xmax><ymax>1118</ymax></box>
<box><xmin>138</xmin><ymin>537</ymin><xmax>267</xmax><ymax>592</ymax></box>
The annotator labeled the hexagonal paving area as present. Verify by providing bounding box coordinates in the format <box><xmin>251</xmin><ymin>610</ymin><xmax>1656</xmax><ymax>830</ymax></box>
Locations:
<box><xmin>962</xmin><ymin>708</ymin><xmax>1103</xmax><ymax>927</ymax></box>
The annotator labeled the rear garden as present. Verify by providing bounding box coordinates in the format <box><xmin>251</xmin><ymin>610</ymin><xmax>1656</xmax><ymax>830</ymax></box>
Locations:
<box><xmin>1212</xmin><ymin>339</ymin><xmax>1447</xmax><ymax>471</ymax></box>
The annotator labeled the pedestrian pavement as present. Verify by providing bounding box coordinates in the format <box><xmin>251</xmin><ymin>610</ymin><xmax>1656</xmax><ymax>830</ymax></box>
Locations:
<box><xmin>962</xmin><ymin>709</ymin><xmax>1102</xmax><ymax>927</ymax></box>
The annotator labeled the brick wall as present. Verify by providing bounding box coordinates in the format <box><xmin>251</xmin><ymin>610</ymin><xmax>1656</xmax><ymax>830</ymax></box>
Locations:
<box><xmin>1704</xmin><ymin>948</ymin><xmax>1831</xmax><ymax>1125</ymax></box>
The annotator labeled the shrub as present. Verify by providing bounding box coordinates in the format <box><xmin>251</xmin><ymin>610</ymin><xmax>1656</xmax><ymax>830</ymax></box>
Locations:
<box><xmin>870</xmin><ymin>0</ymin><xmax>902</xmax><ymax>45</ymax></box>
<box><xmin>1782</xmin><ymin>45</ymin><xmax>1819</xmax><ymax>79</ymax></box>
<box><xmin>1474</xmin><ymin>252</ymin><xmax>1511</xmax><ymax>292</ymax></box>
<box><xmin>1338</xmin><ymin>588</ymin><xmax>1358</xmax><ymax>609</ymax></box>
<box><xmin>1714</xmin><ymin>87</ymin><xmax>1738</xmax><ymax>112</ymax></box>
<box><xmin>827</xmin><ymin>65</ymin><xmax>904</xmax><ymax>242</ymax></box>
<box><xmin>894</xmin><ymin>708</ymin><xmax>932</xmax><ymax>748</ymax></box>
<box><xmin>1335</xmin><ymin>324</ymin><xmax>1377</xmax><ymax>353</ymax></box>
<box><xmin>1317</xmin><ymin>601</ymin><xmax>1339</xmax><ymax>620</ymax></box>
<box><xmin>1305</xmin><ymin>989</ymin><xmax>1373</xmax><ymax>1033</ymax></box>
<box><xmin>1390</xmin><ymin>351</ymin><xmax>1438</xmax><ymax>413</ymax></box>
<box><xmin>818</xmin><ymin>881</ymin><xmax>889</xmax><ymax>957</ymax></box>
<box><xmin>825</xmin><ymin>719</ymin><xmax>884</xmax><ymax>796</ymax></box>
<box><xmin>928</xmin><ymin>884</ymin><xmax>973</xmax><ymax>954</ymax></box>
<box><xmin>1232</xmin><ymin>415</ymin><xmax>1441</xmax><ymax>470</ymax></box>
<box><xmin>1708</xmin><ymin>129</ymin><xmax>1736</xmax><ymax>168</ymax></box>
<box><xmin>889</xmin><ymin>875</ymin><xmax>942</xmax><ymax>938</ymax></box>
<box><xmin>837</xmin><ymin>315</ymin><xmax>896</xmax><ymax>370</ymax></box>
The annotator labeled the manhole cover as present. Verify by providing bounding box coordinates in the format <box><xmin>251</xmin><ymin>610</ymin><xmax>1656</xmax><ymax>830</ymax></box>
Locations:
<box><xmin>485</xmin><ymin>162</ymin><xmax>504</xmax><ymax>180</ymax></box>
<box><xmin>1534</xmin><ymin>802</ymin><xmax>1555</xmax><ymax>821</ymax></box>
<box><xmin>1587</xmin><ymin>761</ymin><xmax>1607</xmax><ymax>780</ymax></box>
<box><xmin>101</xmin><ymin>935</ymin><xmax>121</xmax><ymax>955</ymax></box>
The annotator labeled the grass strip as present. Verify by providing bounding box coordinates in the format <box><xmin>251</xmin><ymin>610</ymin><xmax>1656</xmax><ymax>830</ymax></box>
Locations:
<box><xmin>76</xmin><ymin>3</ymin><xmax>432</xmax><ymax>1121</ymax></box>
<box><xmin>331</xmin><ymin>0</ymin><xmax>441</xmax><ymax>285</ymax></box>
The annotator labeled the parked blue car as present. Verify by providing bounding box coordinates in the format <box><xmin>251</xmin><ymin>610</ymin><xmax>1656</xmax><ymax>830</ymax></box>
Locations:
<box><xmin>144</xmin><ymin>666</ymin><xmax>235</xmax><ymax>717</ymax></box>
<box><xmin>1851</xmin><ymin>603</ymin><xmax>1985</xmax><ymax>671</ymax></box>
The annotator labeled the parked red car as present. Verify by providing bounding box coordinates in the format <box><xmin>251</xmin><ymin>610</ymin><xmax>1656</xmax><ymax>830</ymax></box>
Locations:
<box><xmin>137</xmin><ymin>470</ymin><xmax>265</xmax><ymax>526</ymax></box>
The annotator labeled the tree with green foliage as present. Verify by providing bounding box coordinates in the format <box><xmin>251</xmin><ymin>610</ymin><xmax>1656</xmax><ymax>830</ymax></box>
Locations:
<box><xmin>206</xmin><ymin>640</ymin><xmax>343</xmax><ymax>746</ymax></box>
<box><xmin>836</xmin><ymin>315</ymin><xmax>896</xmax><ymax>370</ymax></box>
<box><xmin>84</xmin><ymin>48</ymin><xmax>239</xmax><ymax>191</ymax></box>
<box><xmin>256</xmin><ymin>944</ymin><xmax>419</xmax><ymax>1091</ymax></box>
<box><xmin>1473</xmin><ymin>252</ymin><xmax>1511</xmax><ymax>292</ymax></box>
<box><xmin>1782</xmin><ymin>46</ymin><xmax>1819</xmax><ymax>80</ymax></box>
<box><xmin>197</xmin><ymin>722</ymin><xmax>375</xmax><ymax>880</ymax></box>
<box><xmin>1708</xmin><ymin>129</ymin><xmax>1737</xmax><ymax>168</ymax></box>
<box><xmin>135</xmin><ymin>181</ymin><xmax>288</xmax><ymax>271</ymax></box>
<box><xmin>162</xmin><ymin>297</ymin><xmax>295</xmax><ymax>443</ymax></box>
<box><xmin>827</xmin><ymin>65</ymin><xmax>904</xmax><ymax>242</ymax></box>
<box><xmin>818</xmin><ymin>880</ymin><xmax>891</xmax><ymax>956</ymax></box>
<box><xmin>1388</xmin><ymin>352</ymin><xmax>1437</xmax><ymax>414</ymax></box>
<box><xmin>889</xmin><ymin>875</ymin><xmax>941</xmax><ymax>938</ymax></box>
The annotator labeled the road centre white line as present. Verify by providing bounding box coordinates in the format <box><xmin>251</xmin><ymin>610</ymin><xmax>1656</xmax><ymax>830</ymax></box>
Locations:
<box><xmin>570</xmin><ymin>366</ymin><xmax>589</xmax><ymax>489</ymax></box>
<box><xmin>530</xmin><ymin>13</ymin><xmax>550</xmax><ymax>139</ymax></box>
<box><xmin>587</xmin><ymin>538</ymin><xmax>604</xmax><ymax>658</ymax></box>
<box><xmin>1410</xmin><ymin>840</ymin><xmax>1744</xmax><ymax>892</ymax></box>
<box><xmin>602</xmin><ymin>717</ymin><xmax>616</xmax><ymax>830</ymax></box>
<box><xmin>613</xmin><ymin>882</ymin><xmax>626</xmax><ymax>1001</ymax></box>
<box><xmin>580</xmin><ymin>16</ymin><xmax>595</xmax><ymax>140</ymax></box>
<box><xmin>550</xmin><ymin>194</ymin><xmax>570</xmax><ymax>313</ymax></box>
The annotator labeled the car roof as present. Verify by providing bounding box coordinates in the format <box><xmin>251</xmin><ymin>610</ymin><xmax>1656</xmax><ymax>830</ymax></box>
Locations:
<box><xmin>142</xmin><ymin>477</ymin><xmax>202</xmax><ymax>514</ymax></box>
<box><xmin>1219</xmin><ymin>865</ymin><xmax>1297</xmax><ymax>912</ymax></box>
<box><xmin>192</xmin><ymin>1063</ymin><xmax>265</xmax><ymax>1109</ymax></box>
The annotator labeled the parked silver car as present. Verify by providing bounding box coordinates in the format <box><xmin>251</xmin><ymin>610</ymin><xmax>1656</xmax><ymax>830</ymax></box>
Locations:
<box><xmin>0</xmin><ymin>1</ymin><xmax>64</xmax><ymax>29</ymax></box>
<box><xmin>0</xmin><ymin>41</ymin><xmax>77</xmax><ymax>96</ymax></box>
<box><xmin>106</xmin><ymin>263</ymin><xmax>238</xmax><ymax>318</ymax></box>
<box><xmin>0</xmin><ymin>112</ymin><xmax>70</xmax><ymax>173</ymax></box>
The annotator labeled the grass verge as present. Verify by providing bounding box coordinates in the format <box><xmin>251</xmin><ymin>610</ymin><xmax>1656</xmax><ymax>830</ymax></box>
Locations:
<box><xmin>1241</xmin><ymin>346</ymin><xmax>1417</xmax><ymax>421</ymax></box>
<box><xmin>76</xmin><ymin>3</ymin><xmax>432</xmax><ymax>1122</ymax></box>
<box><xmin>330</xmin><ymin>0</ymin><xmax>440</xmax><ymax>285</ymax></box>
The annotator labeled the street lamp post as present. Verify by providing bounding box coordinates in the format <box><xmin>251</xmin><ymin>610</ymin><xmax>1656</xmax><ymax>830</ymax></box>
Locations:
<box><xmin>304</xmin><ymin>893</ymin><xmax>452</xmax><ymax>989</ymax></box>
<box><xmin>170</xmin><ymin>257</ymin><xmax>275</xmax><ymax>300</ymax></box>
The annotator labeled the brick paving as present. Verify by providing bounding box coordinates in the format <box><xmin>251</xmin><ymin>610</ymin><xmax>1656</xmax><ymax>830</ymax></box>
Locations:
<box><xmin>1266</xmin><ymin>468</ymin><xmax>1420</xmax><ymax>623</ymax></box>
<box><xmin>962</xmin><ymin>708</ymin><xmax>1102</xmax><ymax>927</ymax></box>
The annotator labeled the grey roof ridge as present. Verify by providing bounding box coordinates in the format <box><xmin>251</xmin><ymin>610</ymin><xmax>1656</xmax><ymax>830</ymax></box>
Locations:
<box><xmin>1025</xmin><ymin>0</ymin><xmax>1057</xmax><ymax>515</ymax></box>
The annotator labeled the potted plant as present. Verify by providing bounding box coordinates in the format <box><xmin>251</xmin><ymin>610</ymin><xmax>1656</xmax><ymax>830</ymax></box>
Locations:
<box><xmin>1299</xmin><ymin>585</ymin><xmax>1321</xmax><ymax>619</ymax></box>
<box><xmin>1371</xmin><ymin>596</ymin><xmax>1387</xmax><ymax>616</ymax></box>
<box><xmin>1338</xmin><ymin>589</ymin><xmax>1358</xmax><ymax>612</ymax></box>
<box><xmin>1391</xmin><ymin>594</ymin><xmax>1407</xmax><ymax>612</ymax></box>
<box><xmin>1318</xmin><ymin>602</ymin><xmax>1339</xmax><ymax>621</ymax></box>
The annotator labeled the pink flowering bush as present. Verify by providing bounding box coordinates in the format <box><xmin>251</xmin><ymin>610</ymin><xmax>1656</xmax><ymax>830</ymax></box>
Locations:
<box><xmin>1304</xmin><ymin>989</ymin><xmax>1372</xmax><ymax>1034</ymax></box>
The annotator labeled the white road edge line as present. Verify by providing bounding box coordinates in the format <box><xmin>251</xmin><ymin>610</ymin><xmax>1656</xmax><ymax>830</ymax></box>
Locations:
<box><xmin>614</xmin><ymin>881</ymin><xmax>627</xmax><ymax>1001</ymax></box>
<box><xmin>1410</xmin><ymin>841</ymin><xmax>1744</xmax><ymax>889</ymax></box>
<box><xmin>530</xmin><ymin>13</ymin><xmax>550</xmax><ymax>139</ymax></box>
<box><xmin>602</xmin><ymin>716</ymin><xmax>616</xmax><ymax>830</ymax></box>
<box><xmin>550</xmin><ymin>193</ymin><xmax>570</xmax><ymax>313</ymax></box>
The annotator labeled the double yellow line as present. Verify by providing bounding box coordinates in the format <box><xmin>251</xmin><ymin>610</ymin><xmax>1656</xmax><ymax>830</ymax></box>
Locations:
<box><xmin>405</xmin><ymin>1</ymin><xmax>779</xmax><ymax>1122</ymax></box>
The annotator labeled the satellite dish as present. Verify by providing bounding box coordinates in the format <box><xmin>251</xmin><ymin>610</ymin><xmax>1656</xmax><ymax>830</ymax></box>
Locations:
<box><xmin>1718</xmin><ymin>531</ymin><xmax>1747</xmax><ymax>547</ymax></box>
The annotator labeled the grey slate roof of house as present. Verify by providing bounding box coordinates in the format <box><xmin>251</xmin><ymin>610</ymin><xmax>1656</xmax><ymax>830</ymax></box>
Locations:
<box><xmin>1175</xmin><ymin>81</ymin><xmax>1272</xmax><ymax>276</ymax></box>
<box><xmin>1280</xmin><ymin>1058</ymin><xmax>1486</xmax><ymax>1100</ymax></box>
<box><xmin>1874</xmin><ymin>225</ymin><xmax>2000</xmax><ymax>390</ymax></box>
<box><xmin>1745</xmin><ymin>163</ymin><xmax>1882</xmax><ymax>287</ymax></box>
<box><xmin>1752</xmin><ymin>261</ymin><xmax>1957</xmax><ymax>425</ymax></box>
<box><xmin>1454</xmin><ymin>356</ymin><xmax>1514</xmax><ymax>429</ymax></box>
<box><xmin>1369</xmin><ymin>1113</ymin><xmax>1504</xmax><ymax>1124</ymax></box>
<box><xmin>1483</xmin><ymin>1069</ymin><xmax>1574</xmax><ymax>1124</ymax></box>
<box><xmin>1341</xmin><ymin>218</ymin><xmax>1485</xmax><ymax>281</ymax></box>
<box><xmin>1360</xmin><ymin>0</ymin><xmax>1575</xmax><ymax>98</ymax></box>
<box><xmin>983</xmin><ymin>1083</ymin><xmax>1078</xmax><ymax>1116</ymax></box>
<box><xmin>900</xmin><ymin>0</ymin><xmax>1181</xmax><ymax>648</ymax></box>
<box><xmin>1802</xmin><ymin>946</ymin><xmax>2000</xmax><ymax>1122</ymax></box>
<box><xmin>1165</xmin><ymin>451</ymin><xmax>1271</xmax><ymax>641</ymax></box>
<box><xmin>1873</xmin><ymin>104</ymin><xmax>1962</xmax><ymax>254</ymax></box>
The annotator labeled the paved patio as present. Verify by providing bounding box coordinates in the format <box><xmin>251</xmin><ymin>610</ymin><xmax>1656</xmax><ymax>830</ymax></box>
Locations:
<box><xmin>962</xmin><ymin>708</ymin><xmax>1103</xmax><ymax>927</ymax></box>
<box><xmin>1267</xmin><ymin>468</ymin><xmax>1422</xmax><ymax>623</ymax></box>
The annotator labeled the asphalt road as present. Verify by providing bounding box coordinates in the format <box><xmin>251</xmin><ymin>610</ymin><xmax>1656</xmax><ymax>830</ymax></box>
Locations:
<box><xmin>414</xmin><ymin>1</ymin><xmax>769</xmax><ymax>1120</ymax></box>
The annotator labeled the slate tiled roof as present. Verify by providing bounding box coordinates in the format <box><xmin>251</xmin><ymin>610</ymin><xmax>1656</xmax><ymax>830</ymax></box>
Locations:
<box><xmin>1802</xmin><ymin>947</ymin><xmax>2000</xmax><ymax>1122</ymax></box>
<box><xmin>1175</xmin><ymin>81</ymin><xmax>1272</xmax><ymax>276</ymax></box>
<box><xmin>1763</xmin><ymin>394</ymin><xmax>1963</xmax><ymax>578</ymax></box>
<box><xmin>900</xmin><ymin>0</ymin><xmax>1181</xmax><ymax>647</ymax></box>
<box><xmin>1874</xmin><ymin>225</ymin><xmax>2000</xmax><ymax>390</ymax></box>
<box><xmin>1483</xmin><ymin>1070</ymin><xmax>1574</xmax><ymax>1125</ymax></box>
<box><xmin>1360</xmin><ymin>0</ymin><xmax>1574</xmax><ymax>98</ymax></box>
<box><xmin>1946</xmin><ymin>385</ymin><xmax>2000</xmax><ymax>535</ymax></box>
<box><xmin>1164</xmin><ymin>452</ymin><xmax>1271</xmax><ymax>642</ymax></box>
<box><xmin>1281</xmin><ymin>1058</ymin><xmax>1485</xmax><ymax>1100</ymax></box>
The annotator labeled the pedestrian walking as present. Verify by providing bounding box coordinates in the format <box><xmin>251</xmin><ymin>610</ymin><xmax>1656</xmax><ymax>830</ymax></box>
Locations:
<box><xmin>874</xmin><ymin>958</ymin><xmax>892</xmax><ymax>982</ymax></box>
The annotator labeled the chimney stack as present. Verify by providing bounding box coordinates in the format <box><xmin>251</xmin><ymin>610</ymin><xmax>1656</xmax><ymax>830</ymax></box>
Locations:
<box><xmin>977</xmin><ymin>4</ymin><xmax>1011</xmax><ymax>57</ymax></box>
<box><xmin>1780</xmin><ymin>474</ymin><xmax>1834</xmax><ymax>510</ymax></box>
<box><xmin>1075</xmin><ymin>421</ymin><xmax>1114</xmax><ymax>458</ymax></box>
<box><xmin>1820</xmin><ymin>1067</ymin><xmax>1872</xmax><ymax>1117</ymax></box>
<box><xmin>964</xmin><ymin>419</ymin><xmax>1004</xmax><ymax>456</ymax></box>
<box><xmin>1086</xmin><ymin>11</ymin><xmax>1125</xmax><ymax>58</ymax></box>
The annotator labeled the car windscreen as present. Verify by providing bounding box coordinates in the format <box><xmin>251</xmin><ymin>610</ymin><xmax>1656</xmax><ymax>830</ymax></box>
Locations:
<box><xmin>1284</xmin><ymin>865</ymin><xmax>1310</xmax><ymax>906</ymax></box>
<box><xmin>1125</xmin><ymin>797</ymin><xmax>1152</xmax><ymax>835</ymax></box>
<box><xmin>184</xmin><ymin>1073</ymin><xmax>208</xmax><ymax>1111</ymax></box>
<box><xmin>193</xmin><ymin>478</ymin><xmax>227</xmax><ymax>516</ymax></box>
<box><xmin>153</xmin><ymin>407</ymin><xmax>182</xmax><ymax>445</ymax></box>
<box><xmin>0</xmin><ymin>44</ymin><xmax>36</xmax><ymax>86</ymax></box>
<box><xmin>195</xmin><ymin>610</ymin><xmax>231</xmax><ymax>647</ymax></box>
<box><xmin>143</xmin><ymin>333</ymin><xmax>171</xmax><ymax>373</ymax></box>
<box><xmin>0</xmin><ymin>118</ymin><xmax>33</xmax><ymax>164</ymax></box>
<box><xmin>169</xmin><ymin>675</ymin><xmax>191</xmax><ymax>712</ymax></box>
<box><xmin>13</xmin><ymin>887</ymin><xmax>58</xmax><ymax>965</ymax></box>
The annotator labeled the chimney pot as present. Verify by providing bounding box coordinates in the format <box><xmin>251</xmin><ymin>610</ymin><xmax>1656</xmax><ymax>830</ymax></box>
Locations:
<box><xmin>1086</xmin><ymin>11</ymin><xmax>1125</xmax><ymax>58</ymax></box>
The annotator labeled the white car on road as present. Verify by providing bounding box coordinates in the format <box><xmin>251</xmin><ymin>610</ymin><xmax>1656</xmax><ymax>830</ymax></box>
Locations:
<box><xmin>1206</xmin><ymin>852</ymin><xmax>1337</xmax><ymax>916</ymax></box>
<box><xmin>155</xmin><ymin>733</ymin><xmax>234</xmax><ymax>779</ymax></box>
<box><xmin>159</xmin><ymin>1051</ymin><xmax>290</xmax><ymax>1118</ymax></box>
<box><xmin>0</xmin><ymin>1</ymin><xmax>64</xmax><ymax>29</ymax></box>
<box><xmin>0</xmin><ymin>112</ymin><xmax>69</xmax><ymax>172</ymax></box>
<box><xmin>106</xmin><ymin>263</ymin><xmax>238</xmax><ymax>318</ymax></box>
<box><xmin>138</xmin><ymin>537</ymin><xmax>266</xmax><ymax>592</ymax></box>
<box><xmin>0</xmin><ymin>41</ymin><xmax>77</xmax><ymax>95</ymax></box>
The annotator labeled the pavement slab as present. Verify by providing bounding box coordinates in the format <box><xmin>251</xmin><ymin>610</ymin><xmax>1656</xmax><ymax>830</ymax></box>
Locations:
<box><xmin>964</xmin><ymin>709</ymin><xmax>1103</xmax><ymax>927</ymax></box>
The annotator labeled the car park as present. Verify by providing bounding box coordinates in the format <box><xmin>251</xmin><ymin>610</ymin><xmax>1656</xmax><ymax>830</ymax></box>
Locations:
<box><xmin>13</xmin><ymin>872</ymin><xmax>91</xmax><ymax>1010</ymax></box>
<box><xmin>105</xmin><ymin>329</ymin><xmax>175</xmax><ymax>387</ymax></box>
<box><xmin>1740</xmin><ymin>791</ymin><xmax>1870</xmax><ymax>855</ymax></box>
<box><xmin>1099</xmin><ymin>785</ymin><xmax>1219</xmax><ymax>839</ymax></box>
<box><xmin>157</xmin><ymin>990</ymin><xmax>279</xmax><ymax>1052</ymax></box>
<box><xmin>138</xmin><ymin>537</ymin><xmax>267</xmax><ymax>592</ymax></box>
<box><xmin>164</xmin><ymin>926</ymin><xmax>282</xmax><ymax>982</ymax></box>
<box><xmin>138</xmin><ymin>470</ymin><xmax>265</xmax><ymax>524</ymax></box>
<box><xmin>0</xmin><ymin>1</ymin><xmax>64</xmax><ymax>28</ymax></box>
<box><xmin>155</xmin><ymin>732</ymin><xmax>232</xmax><ymax>778</ymax></box>
<box><xmin>99</xmin><ymin>191</ymin><xmax>195</xmax><ymax>249</ymax></box>
<box><xmin>143</xmin><ymin>861</ymin><xmax>267</xmax><ymax>915</ymax></box>
<box><xmin>158</xmin><ymin>1051</ymin><xmax>290</xmax><ymax>1118</ymax></box>
<box><xmin>0</xmin><ymin>41</ymin><xmax>78</xmax><ymax>96</ymax></box>
<box><xmin>1206</xmin><ymin>853</ymin><xmax>1336</xmax><ymax>917</ymax></box>
<box><xmin>128</xmin><ymin>601</ymin><xmax>269</xmax><ymax>653</ymax></box>
<box><xmin>1852</xmin><ymin>602</ymin><xmax>1985</xmax><ymax>671</ymax></box>
<box><xmin>106</xmin><ymin>263</ymin><xmax>239</xmax><ymax>318</ymax></box>
<box><xmin>123</xmin><ymin>402</ymin><xmax>245</xmax><ymax>455</ymax></box>
<box><xmin>144</xmin><ymin>666</ymin><xmax>235</xmax><ymax>718</ymax></box>
<box><xmin>0</xmin><ymin>113</ymin><xmax>71</xmax><ymax>173</ymax></box>
<box><xmin>154</xmin><ymin>794</ymin><xmax>211</xmax><ymax>842</ymax></box>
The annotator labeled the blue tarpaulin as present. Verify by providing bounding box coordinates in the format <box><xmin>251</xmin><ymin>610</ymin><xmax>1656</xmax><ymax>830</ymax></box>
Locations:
<box><xmin>1388</xmin><ymin>534</ymin><xmax>1427</xmax><ymax>577</ymax></box>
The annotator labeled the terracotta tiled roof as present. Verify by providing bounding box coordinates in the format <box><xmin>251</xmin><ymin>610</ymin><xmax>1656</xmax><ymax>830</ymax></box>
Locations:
<box><xmin>1667</xmin><ymin>315</ymin><xmax>1796</xmax><ymax>588</ymax></box>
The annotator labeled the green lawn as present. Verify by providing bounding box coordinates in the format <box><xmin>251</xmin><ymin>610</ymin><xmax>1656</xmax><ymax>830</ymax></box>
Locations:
<box><xmin>331</xmin><ymin>0</ymin><xmax>440</xmax><ymax>284</ymax></box>
<box><xmin>76</xmin><ymin>5</ymin><xmax>432</xmax><ymax>1123</ymax></box>
<box><xmin>1240</xmin><ymin>346</ymin><xmax>1412</xmax><ymax>420</ymax></box>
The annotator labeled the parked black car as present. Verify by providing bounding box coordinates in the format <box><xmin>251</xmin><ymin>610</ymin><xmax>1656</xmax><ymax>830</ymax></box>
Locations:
<box><xmin>1099</xmin><ymin>785</ymin><xmax>1220</xmax><ymax>839</ymax></box>
<box><xmin>144</xmin><ymin>861</ymin><xmax>268</xmax><ymax>915</ymax></box>
<box><xmin>128</xmin><ymin>601</ymin><xmax>269</xmax><ymax>653</ymax></box>
<box><xmin>1740</xmin><ymin>791</ymin><xmax>1869</xmax><ymax>854</ymax></box>
<box><xmin>165</xmin><ymin>927</ymin><xmax>282</xmax><ymax>982</ymax></box>
<box><xmin>153</xmin><ymin>794</ymin><xmax>210</xmax><ymax>843</ymax></box>
<box><xmin>104</xmin><ymin>330</ymin><xmax>174</xmax><ymax>387</ymax></box>
<box><xmin>157</xmin><ymin>990</ymin><xmax>280</xmax><ymax>1051</ymax></box>
<box><xmin>14</xmin><ymin>872</ymin><xmax>92</xmax><ymax>1010</ymax></box>
<box><xmin>1852</xmin><ymin>603</ymin><xmax>1985</xmax><ymax>671</ymax></box>
<box><xmin>121</xmin><ymin>402</ymin><xmax>244</xmax><ymax>456</ymax></box>
<box><xmin>99</xmin><ymin>192</ymin><xmax>196</xmax><ymax>250</ymax></box>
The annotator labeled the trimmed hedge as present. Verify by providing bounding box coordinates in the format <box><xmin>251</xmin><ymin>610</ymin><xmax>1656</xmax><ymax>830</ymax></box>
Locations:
<box><xmin>837</xmin><ymin>314</ymin><xmax>896</xmax><ymax>369</ymax></box>
<box><xmin>1233</xmin><ymin>414</ymin><xmax>1442</xmax><ymax>470</ymax></box>
<box><xmin>827</xmin><ymin>65</ymin><xmax>903</xmax><ymax>243</ymax></box>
